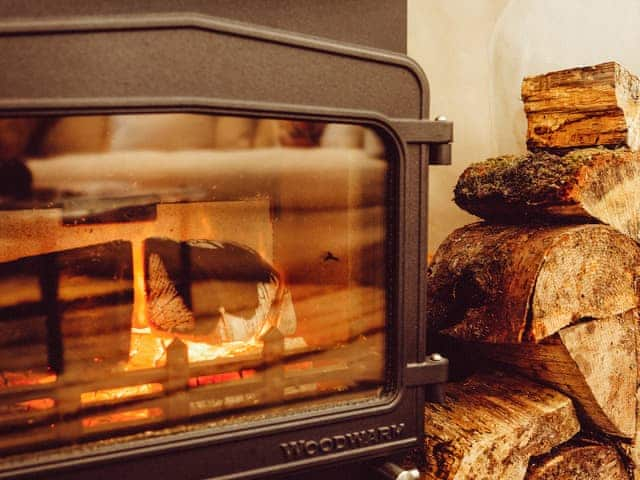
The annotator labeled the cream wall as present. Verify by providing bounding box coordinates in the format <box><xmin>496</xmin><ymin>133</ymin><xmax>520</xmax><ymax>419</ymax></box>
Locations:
<box><xmin>409</xmin><ymin>0</ymin><xmax>640</xmax><ymax>252</ymax></box>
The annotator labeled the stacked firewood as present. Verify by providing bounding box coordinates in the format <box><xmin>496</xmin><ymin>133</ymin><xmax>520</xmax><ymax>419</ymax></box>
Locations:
<box><xmin>420</xmin><ymin>62</ymin><xmax>640</xmax><ymax>479</ymax></box>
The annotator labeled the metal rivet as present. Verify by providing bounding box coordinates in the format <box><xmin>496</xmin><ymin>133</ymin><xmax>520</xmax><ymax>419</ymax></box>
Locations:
<box><xmin>430</xmin><ymin>353</ymin><xmax>443</xmax><ymax>362</ymax></box>
<box><xmin>434</xmin><ymin>115</ymin><xmax>447</xmax><ymax>122</ymax></box>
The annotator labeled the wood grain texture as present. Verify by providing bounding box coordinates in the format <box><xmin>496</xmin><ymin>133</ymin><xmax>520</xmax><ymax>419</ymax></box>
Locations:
<box><xmin>454</xmin><ymin>148</ymin><xmax>640</xmax><ymax>241</ymax></box>
<box><xmin>526</xmin><ymin>438</ymin><xmax>629</xmax><ymax>480</ymax></box>
<box><xmin>421</xmin><ymin>372</ymin><xmax>580</xmax><ymax>480</ymax></box>
<box><xmin>522</xmin><ymin>62</ymin><xmax>640</xmax><ymax>151</ymax></box>
<box><xmin>475</xmin><ymin>312</ymin><xmax>637</xmax><ymax>438</ymax></box>
<box><xmin>427</xmin><ymin>223</ymin><xmax>640</xmax><ymax>343</ymax></box>
<box><xmin>617</xmin><ymin>324</ymin><xmax>640</xmax><ymax>479</ymax></box>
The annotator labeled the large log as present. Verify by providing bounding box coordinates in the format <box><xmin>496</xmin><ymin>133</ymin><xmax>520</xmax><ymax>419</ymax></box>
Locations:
<box><xmin>420</xmin><ymin>372</ymin><xmax>580</xmax><ymax>480</ymax></box>
<box><xmin>454</xmin><ymin>148</ymin><xmax>640</xmax><ymax>240</ymax></box>
<box><xmin>522</xmin><ymin>61</ymin><xmax>640</xmax><ymax>151</ymax></box>
<box><xmin>427</xmin><ymin>223</ymin><xmax>640</xmax><ymax>343</ymax></box>
<box><xmin>525</xmin><ymin>438</ymin><xmax>629</xmax><ymax>480</ymax></box>
<box><xmin>144</xmin><ymin>238</ymin><xmax>296</xmax><ymax>343</ymax></box>
<box><xmin>474</xmin><ymin>312</ymin><xmax>637</xmax><ymax>438</ymax></box>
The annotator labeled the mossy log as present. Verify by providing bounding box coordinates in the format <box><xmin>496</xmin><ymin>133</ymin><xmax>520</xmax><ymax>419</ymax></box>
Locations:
<box><xmin>522</xmin><ymin>61</ymin><xmax>640</xmax><ymax>151</ymax></box>
<box><xmin>427</xmin><ymin>223</ymin><xmax>640</xmax><ymax>343</ymax></box>
<box><xmin>525</xmin><ymin>438</ymin><xmax>629</xmax><ymax>480</ymax></box>
<box><xmin>474</xmin><ymin>312</ymin><xmax>637</xmax><ymax>438</ymax></box>
<box><xmin>421</xmin><ymin>372</ymin><xmax>580</xmax><ymax>480</ymax></box>
<box><xmin>454</xmin><ymin>148</ymin><xmax>640</xmax><ymax>240</ymax></box>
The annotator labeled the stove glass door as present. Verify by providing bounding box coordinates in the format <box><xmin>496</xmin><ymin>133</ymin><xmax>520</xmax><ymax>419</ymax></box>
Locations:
<box><xmin>0</xmin><ymin>113</ymin><xmax>392</xmax><ymax>458</ymax></box>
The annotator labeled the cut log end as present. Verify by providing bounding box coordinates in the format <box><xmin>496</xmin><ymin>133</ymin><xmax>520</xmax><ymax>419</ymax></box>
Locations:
<box><xmin>427</xmin><ymin>223</ymin><xmax>640</xmax><ymax>343</ymax></box>
<box><xmin>472</xmin><ymin>312</ymin><xmax>637</xmax><ymax>439</ymax></box>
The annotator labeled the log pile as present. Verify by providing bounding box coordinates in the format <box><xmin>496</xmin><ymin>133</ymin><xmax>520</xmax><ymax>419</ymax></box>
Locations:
<box><xmin>422</xmin><ymin>62</ymin><xmax>640</xmax><ymax>479</ymax></box>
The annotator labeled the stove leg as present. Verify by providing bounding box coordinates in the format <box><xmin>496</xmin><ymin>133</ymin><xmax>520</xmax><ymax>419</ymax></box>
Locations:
<box><xmin>371</xmin><ymin>462</ymin><xmax>420</xmax><ymax>480</ymax></box>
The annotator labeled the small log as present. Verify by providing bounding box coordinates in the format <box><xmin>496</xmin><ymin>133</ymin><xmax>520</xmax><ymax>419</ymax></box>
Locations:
<box><xmin>144</xmin><ymin>238</ymin><xmax>296</xmax><ymax>343</ymax></box>
<box><xmin>522</xmin><ymin>61</ymin><xmax>640</xmax><ymax>151</ymax></box>
<box><xmin>454</xmin><ymin>148</ymin><xmax>640</xmax><ymax>241</ymax></box>
<box><xmin>525</xmin><ymin>438</ymin><xmax>629</xmax><ymax>480</ymax></box>
<box><xmin>474</xmin><ymin>312</ymin><xmax>637</xmax><ymax>438</ymax></box>
<box><xmin>427</xmin><ymin>223</ymin><xmax>640</xmax><ymax>343</ymax></box>
<box><xmin>421</xmin><ymin>371</ymin><xmax>580</xmax><ymax>480</ymax></box>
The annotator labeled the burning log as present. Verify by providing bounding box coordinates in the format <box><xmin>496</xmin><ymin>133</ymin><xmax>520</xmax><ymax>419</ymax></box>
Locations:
<box><xmin>144</xmin><ymin>238</ymin><xmax>296</xmax><ymax>344</ymax></box>
<box><xmin>427</xmin><ymin>222</ymin><xmax>640</xmax><ymax>343</ymax></box>
<box><xmin>473</xmin><ymin>312</ymin><xmax>637</xmax><ymax>438</ymax></box>
<box><xmin>454</xmin><ymin>148</ymin><xmax>640</xmax><ymax>241</ymax></box>
<box><xmin>525</xmin><ymin>438</ymin><xmax>629</xmax><ymax>480</ymax></box>
<box><xmin>420</xmin><ymin>372</ymin><xmax>580</xmax><ymax>480</ymax></box>
<box><xmin>523</xmin><ymin>62</ymin><xmax>640</xmax><ymax>151</ymax></box>
<box><xmin>0</xmin><ymin>241</ymin><xmax>132</xmax><ymax>377</ymax></box>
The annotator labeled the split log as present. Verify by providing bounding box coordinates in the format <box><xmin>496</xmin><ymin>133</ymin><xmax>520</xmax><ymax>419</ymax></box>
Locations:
<box><xmin>427</xmin><ymin>223</ymin><xmax>640</xmax><ymax>343</ymax></box>
<box><xmin>474</xmin><ymin>312</ymin><xmax>637</xmax><ymax>438</ymax></box>
<box><xmin>144</xmin><ymin>238</ymin><xmax>296</xmax><ymax>343</ymax></box>
<box><xmin>525</xmin><ymin>438</ymin><xmax>629</xmax><ymax>480</ymax></box>
<box><xmin>617</xmin><ymin>342</ymin><xmax>640</xmax><ymax>478</ymax></box>
<box><xmin>0</xmin><ymin>241</ymin><xmax>132</xmax><ymax>376</ymax></box>
<box><xmin>420</xmin><ymin>371</ymin><xmax>580</xmax><ymax>480</ymax></box>
<box><xmin>454</xmin><ymin>148</ymin><xmax>640</xmax><ymax>240</ymax></box>
<box><xmin>522</xmin><ymin>61</ymin><xmax>640</xmax><ymax>151</ymax></box>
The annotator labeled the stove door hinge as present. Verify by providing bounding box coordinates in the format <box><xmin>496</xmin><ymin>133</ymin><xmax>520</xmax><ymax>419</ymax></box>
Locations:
<box><xmin>390</xmin><ymin>118</ymin><xmax>453</xmax><ymax>165</ymax></box>
<box><xmin>405</xmin><ymin>353</ymin><xmax>449</xmax><ymax>403</ymax></box>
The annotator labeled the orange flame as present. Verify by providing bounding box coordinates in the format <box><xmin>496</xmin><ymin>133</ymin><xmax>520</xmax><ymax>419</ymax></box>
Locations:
<box><xmin>131</xmin><ymin>239</ymin><xmax>147</xmax><ymax>329</ymax></box>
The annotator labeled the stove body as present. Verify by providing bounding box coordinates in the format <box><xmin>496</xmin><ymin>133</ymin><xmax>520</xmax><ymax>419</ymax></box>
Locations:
<box><xmin>0</xmin><ymin>2</ymin><xmax>451</xmax><ymax>478</ymax></box>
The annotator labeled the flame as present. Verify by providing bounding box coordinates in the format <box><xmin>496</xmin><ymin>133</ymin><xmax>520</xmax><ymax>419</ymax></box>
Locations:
<box><xmin>131</xmin><ymin>239</ymin><xmax>147</xmax><ymax>329</ymax></box>
<box><xmin>1</xmin><ymin>230</ymin><xmax>304</xmax><ymax>432</ymax></box>
<box><xmin>126</xmin><ymin>327</ymin><xmax>262</xmax><ymax>369</ymax></box>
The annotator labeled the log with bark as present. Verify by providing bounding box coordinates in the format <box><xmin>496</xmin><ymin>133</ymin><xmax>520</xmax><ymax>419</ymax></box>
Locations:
<box><xmin>419</xmin><ymin>371</ymin><xmax>580</xmax><ymax>480</ymax></box>
<box><xmin>427</xmin><ymin>222</ymin><xmax>640</xmax><ymax>343</ymax></box>
<box><xmin>525</xmin><ymin>437</ymin><xmax>629</xmax><ymax>480</ymax></box>
<box><xmin>522</xmin><ymin>61</ymin><xmax>640</xmax><ymax>151</ymax></box>
<box><xmin>473</xmin><ymin>312</ymin><xmax>637</xmax><ymax>438</ymax></box>
<box><xmin>454</xmin><ymin>148</ymin><xmax>640</xmax><ymax>240</ymax></box>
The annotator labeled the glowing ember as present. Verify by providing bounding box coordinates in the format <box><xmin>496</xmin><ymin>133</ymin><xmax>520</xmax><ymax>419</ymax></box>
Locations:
<box><xmin>0</xmin><ymin>371</ymin><xmax>56</xmax><ymax>389</ymax></box>
<box><xmin>81</xmin><ymin>383</ymin><xmax>163</xmax><ymax>405</ymax></box>
<box><xmin>82</xmin><ymin>407</ymin><xmax>163</xmax><ymax>428</ymax></box>
<box><xmin>17</xmin><ymin>398</ymin><xmax>55</xmax><ymax>411</ymax></box>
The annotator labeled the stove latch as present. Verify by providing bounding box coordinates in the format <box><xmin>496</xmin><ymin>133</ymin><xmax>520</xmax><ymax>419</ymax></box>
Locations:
<box><xmin>405</xmin><ymin>353</ymin><xmax>448</xmax><ymax>403</ymax></box>
<box><xmin>390</xmin><ymin>116</ymin><xmax>453</xmax><ymax>165</ymax></box>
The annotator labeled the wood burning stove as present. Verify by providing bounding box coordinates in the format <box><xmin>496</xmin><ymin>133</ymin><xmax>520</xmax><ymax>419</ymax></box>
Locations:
<box><xmin>0</xmin><ymin>2</ymin><xmax>451</xmax><ymax>479</ymax></box>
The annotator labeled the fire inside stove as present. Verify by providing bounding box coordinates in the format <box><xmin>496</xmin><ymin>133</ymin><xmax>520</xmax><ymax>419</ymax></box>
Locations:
<box><xmin>0</xmin><ymin>113</ymin><xmax>389</xmax><ymax>457</ymax></box>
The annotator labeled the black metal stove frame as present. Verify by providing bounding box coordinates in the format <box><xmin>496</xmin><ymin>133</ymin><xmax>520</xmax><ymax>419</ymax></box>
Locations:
<box><xmin>0</xmin><ymin>2</ymin><xmax>451</xmax><ymax>478</ymax></box>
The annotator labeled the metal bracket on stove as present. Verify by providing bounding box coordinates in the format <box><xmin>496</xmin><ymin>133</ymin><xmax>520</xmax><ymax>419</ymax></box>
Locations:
<box><xmin>405</xmin><ymin>353</ymin><xmax>449</xmax><ymax>403</ymax></box>
<box><xmin>390</xmin><ymin>117</ymin><xmax>453</xmax><ymax>165</ymax></box>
